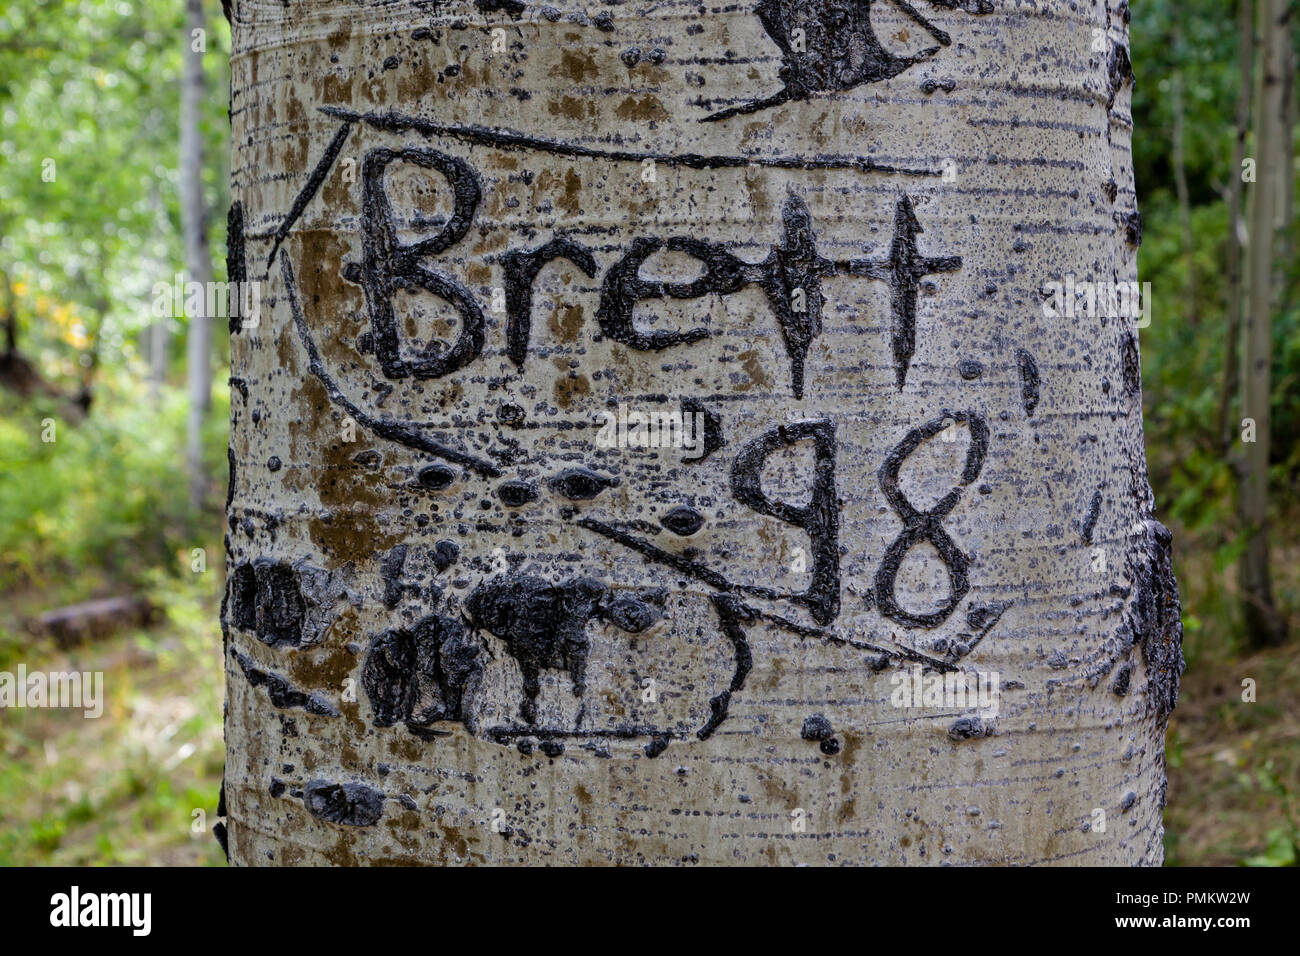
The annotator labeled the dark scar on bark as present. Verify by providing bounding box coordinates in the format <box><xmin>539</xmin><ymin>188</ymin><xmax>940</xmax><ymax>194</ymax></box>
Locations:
<box><xmin>1117</xmin><ymin>209</ymin><xmax>1142</xmax><ymax>247</ymax></box>
<box><xmin>380</xmin><ymin>544</ymin><xmax>410</xmax><ymax>608</ymax></box>
<box><xmin>475</xmin><ymin>0</ymin><xmax>526</xmax><ymax>16</ymax></box>
<box><xmin>345</xmin><ymin>146</ymin><xmax>485</xmax><ymax>380</ymax></box>
<box><xmin>1107</xmin><ymin>38</ymin><xmax>1135</xmax><ymax>110</ymax></box>
<box><xmin>875</xmin><ymin>411</ymin><xmax>988</xmax><ymax>628</ymax></box>
<box><xmin>464</xmin><ymin>574</ymin><xmax>665</xmax><ymax>726</ymax></box>
<box><xmin>282</xmin><ymin>253</ymin><xmax>502</xmax><ymax>477</ymax></box>
<box><xmin>930</xmin><ymin>599</ymin><xmax>1012</xmax><ymax>662</ymax></box>
<box><xmin>1015</xmin><ymin>347</ymin><xmax>1039</xmax><ymax>415</ymax></box>
<box><xmin>227</xmin><ymin>200</ymin><xmax>247</xmax><ymax>333</ymax></box>
<box><xmin>701</xmin><ymin>0</ymin><xmax>993</xmax><ymax>123</ymax></box>
<box><xmin>302</xmin><ymin>779</ymin><xmax>385</xmax><ymax>826</ymax></box>
<box><xmin>318</xmin><ymin>105</ymin><xmax>942</xmax><ymax>177</ymax></box>
<box><xmin>1122</xmin><ymin>519</ymin><xmax>1184</xmax><ymax>718</ymax></box>
<box><xmin>266</xmin><ymin>121</ymin><xmax>353</xmax><ymax>269</ymax></box>
<box><xmin>503</xmin><ymin>238</ymin><xmax>599</xmax><ymax>367</ymax></box>
<box><xmin>660</xmin><ymin>505</ymin><xmax>705</xmax><ymax>536</ymax></box>
<box><xmin>1120</xmin><ymin>330</ymin><xmax>1141</xmax><ymax>396</ymax></box>
<box><xmin>497</xmin><ymin>479</ymin><xmax>540</xmax><ymax>506</ymax></box>
<box><xmin>233</xmin><ymin>650</ymin><xmax>341</xmax><ymax>716</ymax></box>
<box><xmin>1080</xmin><ymin>488</ymin><xmax>1103</xmax><ymax>544</ymax></box>
<box><xmin>548</xmin><ymin>467</ymin><xmax>619</xmax><ymax>500</ymax></box>
<box><xmin>226</xmin><ymin>446</ymin><xmax>236</xmax><ymax>509</ymax></box>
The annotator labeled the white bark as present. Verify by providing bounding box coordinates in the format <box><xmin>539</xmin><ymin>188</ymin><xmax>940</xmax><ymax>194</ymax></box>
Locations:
<box><xmin>221</xmin><ymin>0</ymin><xmax>1181</xmax><ymax>865</ymax></box>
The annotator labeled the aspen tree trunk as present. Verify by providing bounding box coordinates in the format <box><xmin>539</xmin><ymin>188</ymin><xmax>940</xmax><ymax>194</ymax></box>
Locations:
<box><xmin>1240</xmin><ymin>0</ymin><xmax>1287</xmax><ymax>648</ymax></box>
<box><xmin>183</xmin><ymin>0</ymin><xmax>214</xmax><ymax>509</ymax></box>
<box><xmin>219</xmin><ymin>0</ymin><xmax>1182</xmax><ymax>865</ymax></box>
<box><xmin>1218</xmin><ymin>0</ymin><xmax>1252</xmax><ymax>454</ymax></box>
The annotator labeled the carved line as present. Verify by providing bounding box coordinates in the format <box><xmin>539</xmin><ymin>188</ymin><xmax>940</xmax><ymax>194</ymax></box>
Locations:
<box><xmin>318</xmin><ymin>105</ymin><xmax>941</xmax><ymax>177</ymax></box>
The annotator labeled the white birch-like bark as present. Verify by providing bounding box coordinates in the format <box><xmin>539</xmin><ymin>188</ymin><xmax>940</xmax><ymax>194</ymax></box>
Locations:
<box><xmin>220</xmin><ymin>0</ymin><xmax>1182</xmax><ymax>866</ymax></box>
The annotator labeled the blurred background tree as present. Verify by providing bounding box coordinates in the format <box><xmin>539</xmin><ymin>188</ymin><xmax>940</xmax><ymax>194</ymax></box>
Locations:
<box><xmin>0</xmin><ymin>0</ymin><xmax>1295</xmax><ymax>866</ymax></box>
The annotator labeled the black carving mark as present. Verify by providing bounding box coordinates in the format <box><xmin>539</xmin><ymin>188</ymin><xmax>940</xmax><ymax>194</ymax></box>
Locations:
<box><xmin>226</xmin><ymin>200</ymin><xmax>247</xmax><ymax>333</ymax></box>
<box><xmin>599</xmin><ymin>194</ymin><xmax>954</xmax><ymax>395</ymax></box>
<box><xmin>226</xmin><ymin>446</ymin><xmax>236</xmax><ymax>509</ymax></box>
<box><xmin>266</xmin><ymin>122</ymin><xmax>353</xmax><ymax>268</ymax></box>
<box><xmin>875</xmin><ymin>411</ymin><xmax>988</xmax><ymax>627</ymax></box>
<box><xmin>497</xmin><ymin>479</ymin><xmax>540</xmax><ymax>506</ymax></box>
<box><xmin>1080</xmin><ymin>489</ymin><xmax>1103</xmax><ymax>544</ymax></box>
<box><xmin>644</xmin><ymin>735</ymin><xmax>670</xmax><ymax>758</ymax></box>
<box><xmin>697</xmin><ymin>593</ymin><xmax>756</xmax><ymax>740</ymax></box>
<box><xmin>1120</xmin><ymin>330</ymin><xmax>1141</xmax><ymax>396</ymax></box>
<box><xmin>598</xmin><ymin>236</ymin><xmax>748</xmax><ymax>351</ymax></box>
<box><xmin>660</xmin><ymin>505</ymin><xmax>705</xmax><ymax>536</ymax></box>
<box><xmin>702</xmin><ymin>0</ymin><xmax>991</xmax><ymax>123</ymax></box>
<box><xmin>350</xmin><ymin>147</ymin><xmax>485</xmax><ymax>380</ymax></box>
<box><xmin>840</xmin><ymin>195</ymin><xmax>961</xmax><ymax>389</ymax></box>
<box><xmin>731</xmin><ymin>419</ymin><xmax>840</xmax><ymax>624</ymax></box>
<box><xmin>578</xmin><ymin>517</ymin><xmax>736</xmax><ymax>592</ymax></box>
<box><xmin>465</xmin><ymin>574</ymin><xmax>664</xmax><ymax>725</ymax></box>
<box><xmin>229</xmin><ymin>560</ymin><xmax>304</xmax><ymax>647</ymax></box>
<box><xmin>757</xmin><ymin>195</ymin><xmax>837</xmax><ymax>398</ymax></box>
<box><xmin>548</xmin><ymin>467</ymin><xmax>619</xmax><ymax>500</ymax></box>
<box><xmin>283</xmin><ymin>253</ymin><xmax>502</xmax><ymax>477</ymax></box>
<box><xmin>578</xmin><ymin>517</ymin><xmax>961</xmax><ymax>679</ymax></box>
<box><xmin>303</xmin><ymin>779</ymin><xmax>384</xmax><ymax>826</ymax></box>
<box><xmin>681</xmin><ymin>399</ymin><xmax>725</xmax><ymax>462</ymax></box>
<box><xmin>362</xmin><ymin>612</ymin><xmax>484</xmax><ymax>735</ymax></box>
<box><xmin>318</xmin><ymin>105</ymin><xmax>941</xmax><ymax>177</ymax></box>
<box><xmin>234</xmin><ymin>651</ymin><xmax>340</xmax><ymax>716</ymax></box>
<box><xmin>502</xmin><ymin>238</ymin><xmax>598</xmax><ymax>367</ymax></box>
<box><xmin>1016</xmin><ymin>347</ymin><xmax>1040</xmax><ymax>416</ymax></box>
<box><xmin>957</xmin><ymin>359</ymin><xmax>983</xmax><ymax>380</ymax></box>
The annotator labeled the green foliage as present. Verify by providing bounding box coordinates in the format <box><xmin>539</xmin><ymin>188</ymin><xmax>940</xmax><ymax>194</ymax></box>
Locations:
<box><xmin>0</xmin><ymin>370</ymin><xmax>229</xmax><ymax>591</ymax></box>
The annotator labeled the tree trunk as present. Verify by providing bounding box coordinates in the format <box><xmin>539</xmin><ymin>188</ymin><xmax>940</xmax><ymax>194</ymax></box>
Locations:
<box><xmin>1239</xmin><ymin>0</ymin><xmax>1288</xmax><ymax>648</ymax></box>
<box><xmin>182</xmin><ymin>0</ymin><xmax>213</xmax><ymax>509</ymax></box>
<box><xmin>220</xmin><ymin>0</ymin><xmax>1182</xmax><ymax>865</ymax></box>
<box><xmin>1170</xmin><ymin>23</ymin><xmax>1197</xmax><ymax>328</ymax></box>
<box><xmin>1218</xmin><ymin>0</ymin><xmax>1253</xmax><ymax>455</ymax></box>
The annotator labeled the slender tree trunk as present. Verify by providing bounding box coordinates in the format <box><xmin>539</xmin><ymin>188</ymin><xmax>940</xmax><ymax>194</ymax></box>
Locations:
<box><xmin>1171</xmin><ymin>25</ymin><xmax>1197</xmax><ymax>328</ymax></box>
<box><xmin>1219</xmin><ymin>0</ymin><xmax>1254</xmax><ymax>455</ymax></box>
<box><xmin>1239</xmin><ymin>0</ymin><xmax>1288</xmax><ymax>647</ymax></box>
<box><xmin>220</xmin><ymin>0</ymin><xmax>1182</xmax><ymax>865</ymax></box>
<box><xmin>182</xmin><ymin>0</ymin><xmax>213</xmax><ymax>509</ymax></box>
